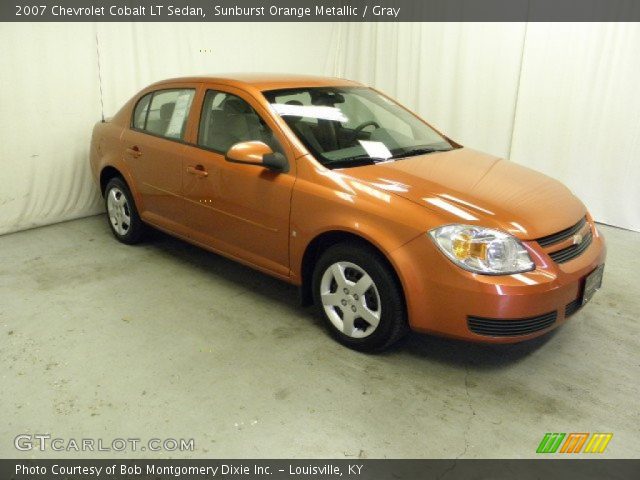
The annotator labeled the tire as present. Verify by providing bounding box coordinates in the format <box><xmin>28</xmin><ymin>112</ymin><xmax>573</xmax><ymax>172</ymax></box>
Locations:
<box><xmin>312</xmin><ymin>242</ymin><xmax>408</xmax><ymax>352</ymax></box>
<box><xmin>104</xmin><ymin>177</ymin><xmax>145</xmax><ymax>244</ymax></box>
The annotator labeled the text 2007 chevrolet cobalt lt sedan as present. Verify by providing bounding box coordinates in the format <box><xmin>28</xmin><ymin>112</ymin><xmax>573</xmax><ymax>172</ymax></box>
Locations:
<box><xmin>90</xmin><ymin>74</ymin><xmax>605</xmax><ymax>351</ymax></box>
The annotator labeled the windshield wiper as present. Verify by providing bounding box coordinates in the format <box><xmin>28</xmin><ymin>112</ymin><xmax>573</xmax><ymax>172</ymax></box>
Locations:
<box><xmin>325</xmin><ymin>155</ymin><xmax>390</xmax><ymax>169</ymax></box>
<box><xmin>390</xmin><ymin>147</ymin><xmax>452</xmax><ymax>159</ymax></box>
<box><xmin>325</xmin><ymin>147</ymin><xmax>452</xmax><ymax>168</ymax></box>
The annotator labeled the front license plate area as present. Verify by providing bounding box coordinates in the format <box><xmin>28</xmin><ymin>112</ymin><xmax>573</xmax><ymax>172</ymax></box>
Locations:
<box><xmin>582</xmin><ymin>264</ymin><xmax>604</xmax><ymax>306</ymax></box>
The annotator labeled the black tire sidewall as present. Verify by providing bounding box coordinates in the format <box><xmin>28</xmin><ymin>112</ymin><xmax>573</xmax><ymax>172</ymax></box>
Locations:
<box><xmin>312</xmin><ymin>242</ymin><xmax>407</xmax><ymax>352</ymax></box>
<box><xmin>104</xmin><ymin>177</ymin><xmax>144</xmax><ymax>244</ymax></box>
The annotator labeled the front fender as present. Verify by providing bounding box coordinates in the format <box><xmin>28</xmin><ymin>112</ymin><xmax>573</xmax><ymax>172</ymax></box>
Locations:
<box><xmin>289</xmin><ymin>156</ymin><xmax>438</xmax><ymax>283</ymax></box>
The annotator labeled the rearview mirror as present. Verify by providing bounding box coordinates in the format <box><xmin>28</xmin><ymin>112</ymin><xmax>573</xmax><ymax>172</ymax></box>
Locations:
<box><xmin>225</xmin><ymin>141</ymin><xmax>288</xmax><ymax>173</ymax></box>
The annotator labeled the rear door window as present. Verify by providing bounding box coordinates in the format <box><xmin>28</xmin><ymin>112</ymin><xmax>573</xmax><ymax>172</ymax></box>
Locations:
<box><xmin>132</xmin><ymin>88</ymin><xmax>195</xmax><ymax>140</ymax></box>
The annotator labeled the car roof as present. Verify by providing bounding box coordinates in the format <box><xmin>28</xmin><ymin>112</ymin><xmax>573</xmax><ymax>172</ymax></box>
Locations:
<box><xmin>150</xmin><ymin>73</ymin><xmax>364</xmax><ymax>91</ymax></box>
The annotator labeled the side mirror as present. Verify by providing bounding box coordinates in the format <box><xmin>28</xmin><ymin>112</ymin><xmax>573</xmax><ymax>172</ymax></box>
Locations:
<box><xmin>225</xmin><ymin>141</ymin><xmax>288</xmax><ymax>173</ymax></box>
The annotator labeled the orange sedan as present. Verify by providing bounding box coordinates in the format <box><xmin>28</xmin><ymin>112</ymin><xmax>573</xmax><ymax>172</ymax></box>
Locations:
<box><xmin>90</xmin><ymin>74</ymin><xmax>606</xmax><ymax>351</ymax></box>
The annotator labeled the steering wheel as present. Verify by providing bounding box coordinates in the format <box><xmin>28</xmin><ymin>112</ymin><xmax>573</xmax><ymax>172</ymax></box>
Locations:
<box><xmin>348</xmin><ymin>121</ymin><xmax>381</xmax><ymax>143</ymax></box>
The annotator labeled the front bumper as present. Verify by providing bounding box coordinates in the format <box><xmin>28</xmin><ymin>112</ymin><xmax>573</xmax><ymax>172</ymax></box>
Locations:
<box><xmin>390</xmin><ymin>221</ymin><xmax>607</xmax><ymax>343</ymax></box>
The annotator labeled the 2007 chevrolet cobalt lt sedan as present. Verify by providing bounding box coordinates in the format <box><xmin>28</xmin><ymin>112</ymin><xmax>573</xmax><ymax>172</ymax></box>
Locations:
<box><xmin>90</xmin><ymin>74</ymin><xmax>606</xmax><ymax>351</ymax></box>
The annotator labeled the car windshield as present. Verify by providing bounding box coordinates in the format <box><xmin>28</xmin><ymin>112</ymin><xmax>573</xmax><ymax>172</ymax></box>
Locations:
<box><xmin>263</xmin><ymin>86</ymin><xmax>454</xmax><ymax>168</ymax></box>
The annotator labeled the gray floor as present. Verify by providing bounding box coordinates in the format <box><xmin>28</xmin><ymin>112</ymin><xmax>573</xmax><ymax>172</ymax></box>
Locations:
<box><xmin>1</xmin><ymin>216</ymin><xmax>638</xmax><ymax>459</ymax></box>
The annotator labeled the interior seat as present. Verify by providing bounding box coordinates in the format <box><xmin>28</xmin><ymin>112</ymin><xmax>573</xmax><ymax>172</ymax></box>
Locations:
<box><xmin>224</xmin><ymin>98</ymin><xmax>263</xmax><ymax>145</ymax></box>
<box><xmin>159</xmin><ymin>102</ymin><xmax>175</xmax><ymax>135</ymax></box>
<box><xmin>283</xmin><ymin>100</ymin><xmax>324</xmax><ymax>153</ymax></box>
<box><xmin>310</xmin><ymin>97</ymin><xmax>340</xmax><ymax>151</ymax></box>
<box><xmin>199</xmin><ymin>96</ymin><xmax>283</xmax><ymax>153</ymax></box>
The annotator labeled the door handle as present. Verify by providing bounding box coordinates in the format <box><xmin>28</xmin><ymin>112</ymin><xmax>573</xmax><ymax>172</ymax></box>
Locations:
<box><xmin>187</xmin><ymin>165</ymin><xmax>209</xmax><ymax>178</ymax></box>
<box><xmin>126</xmin><ymin>145</ymin><xmax>142</xmax><ymax>158</ymax></box>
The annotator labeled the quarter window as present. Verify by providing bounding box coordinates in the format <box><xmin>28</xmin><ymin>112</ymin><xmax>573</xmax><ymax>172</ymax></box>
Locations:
<box><xmin>132</xmin><ymin>89</ymin><xmax>195</xmax><ymax>140</ymax></box>
<box><xmin>132</xmin><ymin>93</ymin><xmax>152</xmax><ymax>130</ymax></box>
<box><xmin>198</xmin><ymin>90</ymin><xmax>281</xmax><ymax>153</ymax></box>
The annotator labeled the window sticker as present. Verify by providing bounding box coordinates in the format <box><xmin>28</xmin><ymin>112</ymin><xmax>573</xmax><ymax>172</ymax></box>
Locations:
<box><xmin>358</xmin><ymin>140</ymin><xmax>392</xmax><ymax>160</ymax></box>
<box><xmin>166</xmin><ymin>91</ymin><xmax>193</xmax><ymax>138</ymax></box>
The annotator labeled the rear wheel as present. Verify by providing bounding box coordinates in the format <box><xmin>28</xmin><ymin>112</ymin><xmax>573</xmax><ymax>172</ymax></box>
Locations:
<box><xmin>312</xmin><ymin>242</ymin><xmax>408</xmax><ymax>352</ymax></box>
<box><xmin>104</xmin><ymin>177</ymin><xmax>145</xmax><ymax>244</ymax></box>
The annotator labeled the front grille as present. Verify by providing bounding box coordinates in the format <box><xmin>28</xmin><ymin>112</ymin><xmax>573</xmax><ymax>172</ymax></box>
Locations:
<box><xmin>565</xmin><ymin>298</ymin><xmax>582</xmax><ymax>317</ymax></box>
<box><xmin>467</xmin><ymin>311</ymin><xmax>557</xmax><ymax>337</ymax></box>
<box><xmin>536</xmin><ymin>216</ymin><xmax>587</xmax><ymax>247</ymax></box>
<box><xmin>548</xmin><ymin>230</ymin><xmax>593</xmax><ymax>264</ymax></box>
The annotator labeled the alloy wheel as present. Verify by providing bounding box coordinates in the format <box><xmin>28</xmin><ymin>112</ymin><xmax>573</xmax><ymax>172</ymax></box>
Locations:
<box><xmin>320</xmin><ymin>261</ymin><xmax>382</xmax><ymax>338</ymax></box>
<box><xmin>106</xmin><ymin>187</ymin><xmax>131</xmax><ymax>236</ymax></box>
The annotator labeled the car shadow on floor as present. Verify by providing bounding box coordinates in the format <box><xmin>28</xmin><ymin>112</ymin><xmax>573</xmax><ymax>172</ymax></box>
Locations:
<box><xmin>395</xmin><ymin>329</ymin><xmax>557</xmax><ymax>370</ymax></box>
<box><xmin>140</xmin><ymin>224</ymin><xmax>556</xmax><ymax>368</ymax></box>
<box><xmin>143</xmin><ymin>226</ymin><xmax>304</xmax><ymax>309</ymax></box>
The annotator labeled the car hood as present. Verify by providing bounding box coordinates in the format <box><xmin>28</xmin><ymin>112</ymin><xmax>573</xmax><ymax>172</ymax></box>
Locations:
<box><xmin>345</xmin><ymin>148</ymin><xmax>586</xmax><ymax>240</ymax></box>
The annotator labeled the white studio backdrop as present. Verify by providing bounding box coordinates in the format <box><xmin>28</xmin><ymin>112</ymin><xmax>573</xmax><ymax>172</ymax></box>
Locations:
<box><xmin>509</xmin><ymin>23</ymin><xmax>640</xmax><ymax>234</ymax></box>
<box><xmin>0</xmin><ymin>22</ymin><xmax>341</xmax><ymax>235</ymax></box>
<box><xmin>1</xmin><ymin>22</ymin><xmax>639</xmax><ymax>235</ymax></box>
<box><xmin>333</xmin><ymin>22</ymin><xmax>640</xmax><ymax>232</ymax></box>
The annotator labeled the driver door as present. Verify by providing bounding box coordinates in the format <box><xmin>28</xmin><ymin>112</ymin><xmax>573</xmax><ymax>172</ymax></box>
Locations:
<box><xmin>182</xmin><ymin>87</ymin><xmax>295</xmax><ymax>278</ymax></box>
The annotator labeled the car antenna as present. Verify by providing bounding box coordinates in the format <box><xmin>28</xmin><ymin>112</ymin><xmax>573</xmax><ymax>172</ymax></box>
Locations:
<box><xmin>95</xmin><ymin>32</ymin><xmax>105</xmax><ymax>123</ymax></box>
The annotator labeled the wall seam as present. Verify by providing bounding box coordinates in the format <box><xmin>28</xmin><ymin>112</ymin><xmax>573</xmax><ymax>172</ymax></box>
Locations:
<box><xmin>95</xmin><ymin>25</ymin><xmax>105</xmax><ymax>122</ymax></box>
<box><xmin>506</xmin><ymin>16</ymin><xmax>530</xmax><ymax>160</ymax></box>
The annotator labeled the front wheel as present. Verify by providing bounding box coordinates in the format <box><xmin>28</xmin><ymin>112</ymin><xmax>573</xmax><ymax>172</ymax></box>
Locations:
<box><xmin>104</xmin><ymin>177</ymin><xmax>145</xmax><ymax>244</ymax></box>
<box><xmin>312</xmin><ymin>243</ymin><xmax>408</xmax><ymax>352</ymax></box>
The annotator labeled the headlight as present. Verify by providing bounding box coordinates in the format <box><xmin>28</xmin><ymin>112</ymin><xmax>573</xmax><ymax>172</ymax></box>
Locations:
<box><xmin>429</xmin><ymin>225</ymin><xmax>534</xmax><ymax>275</ymax></box>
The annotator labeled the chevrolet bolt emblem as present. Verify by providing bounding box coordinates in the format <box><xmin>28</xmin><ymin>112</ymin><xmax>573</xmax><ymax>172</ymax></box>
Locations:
<box><xmin>573</xmin><ymin>233</ymin><xmax>583</xmax><ymax>245</ymax></box>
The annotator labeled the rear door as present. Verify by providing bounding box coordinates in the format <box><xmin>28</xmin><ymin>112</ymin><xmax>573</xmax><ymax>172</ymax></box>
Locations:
<box><xmin>122</xmin><ymin>86</ymin><xmax>197</xmax><ymax>231</ymax></box>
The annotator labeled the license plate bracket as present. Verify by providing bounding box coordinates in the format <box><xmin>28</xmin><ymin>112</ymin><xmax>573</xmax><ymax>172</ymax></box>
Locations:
<box><xmin>582</xmin><ymin>264</ymin><xmax>604</xmax><ymax>306</ymax></box>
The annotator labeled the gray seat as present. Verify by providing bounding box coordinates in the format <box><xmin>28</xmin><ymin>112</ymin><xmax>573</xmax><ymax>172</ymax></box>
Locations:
<box><xmin>159</xmin><ymin>102</ymin><xmax>175</xmax><ymax>135</ymax></box>
<box><xmin>224</xmin><ymin>98</ymin><xmax>264</xmax><ymax>146</ymax></box>
<box><xmin>203</xmin><ymin>110</ymin><xmax>232</xmax><ymax>151</ymax></box>
<box><xmin>284</xmin><ymin>100</ymin><xmax>324</xmax><ymax>153</ymax></box>
<box><xmin>202</xmin><ymin>97</ymin><xmax>269</xmax><ymax>152</ymax></box>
